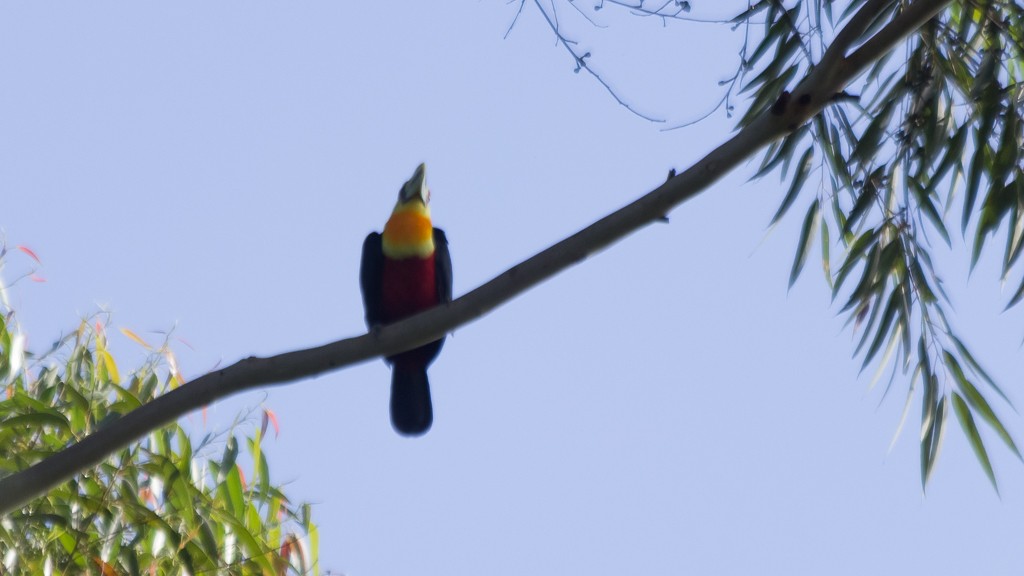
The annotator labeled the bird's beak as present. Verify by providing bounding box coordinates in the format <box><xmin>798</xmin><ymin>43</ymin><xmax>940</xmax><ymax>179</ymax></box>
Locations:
<box><xmin>399</xmin><ymin>163</ymin><xmax>429</xmax><ymax>204</ymax></box>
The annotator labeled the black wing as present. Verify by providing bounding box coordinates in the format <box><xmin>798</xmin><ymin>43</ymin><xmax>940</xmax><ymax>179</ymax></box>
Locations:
<box><xmin>433</xmin><ymin>228</ymin><xmax>453</xmax><ymax>303</ymax></box>
<box><xmin>360</xmin><ymin>232</ymin><xmax>384</xmax><ymax>328</ymax></box>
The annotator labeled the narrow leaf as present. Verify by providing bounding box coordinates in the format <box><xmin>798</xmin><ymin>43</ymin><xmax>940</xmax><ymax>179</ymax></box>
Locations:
<box><xmin>789</xmin><ymin>199</ymin><xmax>820</xmax><ymax>288</ymax></box>
<box><xmin>963</xmin><ymin>132</ymin><xmax>993</xmax><ymax>234</ymax></box>
<box><xmin>920</xmin><ymin>380</ymin><xmax>944</xmax><ymax>490</ymax></box>
<box><xmin>15</xmin><ymin>245</ymin><xmax>41</xmax><ymax>264</ymax></box>
<box><xmin>851</xmin><ymin>100</ymin><xmax>896</xmax><ymax>164</ymax></box>
<box><xmin>99</xmin><ymin>349</ymin><xmax>120</xmax><ymax>385</ymax></box>
<box><xmin>952</xmin><ymin>392</ymin><xmax>999</xmax><ymax>493</ymax></box>
<box><xmin>120</xmin><ymin>327</ymin><xmax>152</xmax><ymax>350</ymax></box>
<box><xmin>860</xmin><ymin>287</ymin><xmax>900</xmax><ymax>369</ymax></box>
<box><xmin>1006</xmin><ymin>272</ymin><xmax>1024</xmax><ymax>310</ymax></box>
<box><xmin>910</xmin><ymin>182</ymin><xmax>951</xmax><ymax>246</ymax></box>
<box><xmin>949</xmin><ymin>334</ymin><xmax>1012</xmax><ymax>407</ymax></box>
<box><xmin>771</xmin><ymin>147</ymin><xmax>814</xmax><ymax>225</ymax></box>
<box><xmin>832</xmin><ymin>228</ymin><xmax>878</xmax><ymax>298</ymax></box>
<box><xmin>930</xmin><ymin>121</ymin><xmax>969</xmax><ymax>185</ymax></box>
<box><xmin>944</xmin><ymin>351</ymin><xmax>1022</xmax><ymax>461</ymax></box>
<box><xmin>842</xmin><ymin>177</ymin><xmax>879</xmax><ymax>236</ymax></box>
<box><xmin>755</xmin><ymin>126</ymin><xmax>808</xmax><ymax>180</ymax></box>
<box><xmin>0</xmin><ymin>412</ymin><xmax>71</xmax><ymax>433</ymax></box>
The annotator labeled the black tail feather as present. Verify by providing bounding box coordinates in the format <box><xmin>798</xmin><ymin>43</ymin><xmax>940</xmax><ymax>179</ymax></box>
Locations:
<box><xmin>390</xmin><ymin>366</ymin><xmax>433</xmax><ymax>436</ymax></box>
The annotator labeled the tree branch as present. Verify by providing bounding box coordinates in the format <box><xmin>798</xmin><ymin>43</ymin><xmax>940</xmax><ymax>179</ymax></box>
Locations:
<box><xmin>844</xmin><ymin>0</ymin><xmax>953</xmax><ymax>73</ymax></box>
<box><xmin>0</xmin><ymin>0</ymin><xmax>953</xmax><ymax>515</ymax></box>
<box><xmin>818</xmin><ymin>0</ymin><xmax>897</xmax><ymax>71</ymax></box>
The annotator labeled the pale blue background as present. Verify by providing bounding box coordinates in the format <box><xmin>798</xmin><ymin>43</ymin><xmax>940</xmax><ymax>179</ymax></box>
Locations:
<box><xmin>2</xmin><ymin>2</ymin><xmax>1022</xmax><ymax>574</ymax></box>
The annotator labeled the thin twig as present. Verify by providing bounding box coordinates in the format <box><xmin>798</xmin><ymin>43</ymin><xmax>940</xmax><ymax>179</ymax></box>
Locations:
<box><xmin>505</xmin><ymin>0</ymin><xmax>529</xmax><ymax>39</ymax></box>
<box><xmin>598</xmin><ymin>0</ymin><xmax>727</xmax><ymax>23</ymax></box>
<box><xmin>531</xmin><ymin>0</ymin><xmax>666</xmax><ymax>122</ymax></box>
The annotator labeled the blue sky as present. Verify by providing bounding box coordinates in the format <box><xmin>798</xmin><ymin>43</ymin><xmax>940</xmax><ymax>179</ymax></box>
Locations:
<box><xmin>2</xmin><ymin>2</ymin><xmax>1023</xmax><ymax>574</ymax></box>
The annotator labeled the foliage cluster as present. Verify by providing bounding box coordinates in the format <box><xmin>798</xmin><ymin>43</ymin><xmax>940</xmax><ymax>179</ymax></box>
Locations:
<box><xmin>743</xmin><ymin>0</ymin><xmax>1024</xmax><ymax>490</ymax></box>
<box><xmin>525</xmin><ymin>0</ymin><xmax>1024</xmax><ymax>489</ymax></box>
<box><xmin>0</xmin><ymin>250</ymin><xmax>317</xmax><ymax>574</ymax></box>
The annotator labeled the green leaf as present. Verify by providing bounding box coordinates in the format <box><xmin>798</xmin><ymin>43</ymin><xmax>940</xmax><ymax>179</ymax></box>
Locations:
<box><xmin>948</xmin><ymin>334</ymin><xmax>1011</xmax><ymax>406</ymax></box>
<box><xmin>842</xmin><ymin>233</ymin><xmax>902</xmax><ymax>315</ymax></box>
<box><xmin>907</xmin><ymin>254</ymin><xmax>936</xmax><ymax>304</ymax></box>
<box><xmin>929</xmin><ymin>120</ymin><xmax>966</xmax><ymax>183</ymax></box>
<box><xmin>220</xmin><ymin>435</ymin><xmax>239</xmax><ymax>477</ymax></box>
<box><xmin>770</xmin><ymin>147</ymin><xmax>814</xmax><ymax>225</ymax></box>
<box><xmin>111</xmin><ymin>384</ymin><xmax>142</xmax><ymax>412</ymax></box>
<box><xmin>224</xmin><ymin>463</ymin><xmax>245</xmax><ymax>518</ymax></box>
<box><xmin>789</xmin><ymin>199</ymin><xmax>820</xmax><ymax>288</ymax></box>
<box><xmin>755</xmin><ymin>125</ymin><xmax>809</xmax><ymax>180</ymax></box>
<box><xmin>839</xmin><ymin>249</ymin><xmax>881</xmax><ymax>314</ymax></box>
<box><xmin>972</xmin><ymin>180</ymin><xmax>1014</xmax><ymax>269</ymax></box>
<box><xmin>909</xmin><ymin>180</ymin><xmax>951</xmax><ymax>247</ymax></box>
<box><xmin>0</xmin><ymin>412</ymin><xmax>71</xmax><ymax>433</ymax></box>
<box><xmin>180</xmin><ymin>540</ymin><xmax>210</xmax><ymax>572</ymax></box>
<box><xmin>257</xmin><ymin>446</ymin><xmax>270</xmax><ymax>497</ymax></box>
<box><xmin>832</xmin><ymin>228</ymin><xmax>878</xmax><ymax>298</ymax></box>
<box><xmin>176</xmin><ymin>425</ymin><xmax>193</xmax><ymax>477</ymax></box>
<box><xmin>859</xmin><ymin>286</ymin><xmax>900</xmax><ymax>370</ymax></box>
<box><xmin>943</xmin><ymin>351</ymin><xmax>1021</xmax><ymax>461</ymax></box>
<box><xmin>1002</xmin><ymin>183</ymin><xmax>1024</xmax><ymax>277</ymax></box>
<box><xmin>196</xmin><ymin>519</ymin><xmax>220</xmax><ymax>565</ymax></box>
<box><xmin>842</xmin><ymin>169</ymin><xmax>882</xmax><ymax>236</ymax></box>
<box><xmin>139</xmin><ymin>373</ymin><xmax>159</xmax><ymax>401</ymax></box>
<box><xmin>742</xmin><ymin>11</ymin><xmax>785</xmax><ymax>70</ymax></box>
<box><xmin>990</xmin><ymin>103</ymin><xmax>1019</xmax><ymax>189</ymax></box>
<box><xmin>951</xmin><ymin>392</ymin><xmax>998</xmax><ymax>493</ymax></box>
<box><xmin>170</xmin><ymin>469</ymin><xmax>197</xmax><ymax>526</ymax></box>
<box><xmin>210</xmin><ymin>507</ymin><xmax>277</xmax><ymax>575</ymax></box>
<box><xmin>896</xmin><ymin>281</ymin><xmax>912</xmax><ymax>359</ymax></box>
<box><xmin>739</xmin><ymin>64</ymin><xmax>799</xmax><ymax>128</ymax></box>
<box><xmin>865</xmin><ymin>56</ymin><xmax>898</xmax><ymax>99</ymax></box>
<box><xmin>819</xmin><ymin>117</ymin><xmax>855</xmax><ymax>193</ymax></box>
<box><xmin>851</xmin><ymin>100</ymin><xmax>896</xmax><ymax>164</ymax></box>
<box><xmin>1006</xmin><ymin>272</ymin><xmax>1024</xmax><ymax>310</ymax></box>
<box><xmin>963</xmin><ymin>123</ymin><xmax>995</xmax><ymax>233</ymax></box>
<box><xmin>920</xmin><ymin>380</ymin><xmax>945</xmax><ymax>490</ymax></box>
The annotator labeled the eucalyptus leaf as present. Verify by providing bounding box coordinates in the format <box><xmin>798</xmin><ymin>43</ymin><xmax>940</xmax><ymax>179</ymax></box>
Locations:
<box><xmin>790</xmin><ymin>199</ymin><xmax>821</xmax><ymax>288</ymax></box>
<box><xmin>952</xmin><ymin>393</ymin><xmax>999</xmax><ymax>493</ymax></box>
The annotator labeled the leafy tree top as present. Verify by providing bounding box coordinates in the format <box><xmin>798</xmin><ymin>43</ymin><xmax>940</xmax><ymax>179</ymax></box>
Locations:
<box><xmin>0</xmin><ymin>248</ymin><xmax>318</xmax><ymax>574</ymax></box>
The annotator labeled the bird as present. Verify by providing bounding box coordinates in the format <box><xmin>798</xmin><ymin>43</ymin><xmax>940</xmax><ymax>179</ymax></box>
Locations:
<box><xmin>359</xmin><ymin>163</ymin><xmax>452</xmax><ymax>436</ymax></box>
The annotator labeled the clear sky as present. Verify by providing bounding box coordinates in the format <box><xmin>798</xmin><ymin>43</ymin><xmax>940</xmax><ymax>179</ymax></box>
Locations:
<box><xmin>2</xmin><ymin>2</ymin><xmax>1023</xmax><ymax>574</ymax></box>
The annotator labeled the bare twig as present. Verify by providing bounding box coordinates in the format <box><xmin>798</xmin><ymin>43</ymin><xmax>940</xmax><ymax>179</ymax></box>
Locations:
<box><xmin>664</xmin><ymin>12</ymin><xmax>755</xmax><ymax>130</ymax></box>
<box><xmin>505</xmin><ymin>0</ymin><xmax>529</xmax><ymax>39</ymax></box>
<box><xmin>596</xmin><ymin>0</ymin><xmax>726</xmax><ymax>23</ymax></box>
<box><xmin>505</xmin><ymin>0</ymin><xmax>667</xmax><ymax>120</ymax></box>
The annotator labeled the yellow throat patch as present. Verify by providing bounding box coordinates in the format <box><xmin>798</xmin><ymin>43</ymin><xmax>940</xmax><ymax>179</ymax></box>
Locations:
<box><xmin>382</xmin><ymin>201</ymin><xmax>434</xmax><ymax>258</ymax></box>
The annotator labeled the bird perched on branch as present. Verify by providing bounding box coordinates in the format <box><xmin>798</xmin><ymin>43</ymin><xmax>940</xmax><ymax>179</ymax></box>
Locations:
<box><xmin>360</xmin><ymin>163</ymin><xmax>452</xmax><ymax>436</ymax></box>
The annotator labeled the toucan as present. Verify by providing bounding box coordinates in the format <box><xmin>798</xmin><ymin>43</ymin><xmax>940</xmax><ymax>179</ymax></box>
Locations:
<box><xmin>360</xmin><ymin>163</ymin><xmax>452</xmax><ymax>436</ymax></box>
